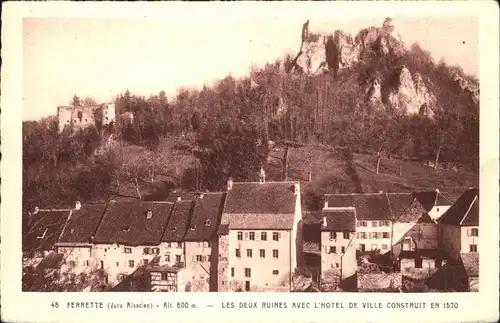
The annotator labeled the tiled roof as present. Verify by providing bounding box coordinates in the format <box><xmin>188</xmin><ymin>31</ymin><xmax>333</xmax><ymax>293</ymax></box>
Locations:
<box><xmin>227</xmin><ymin>213</ymin><xmax>295</xmax><ymax>230</ymax></box>
<box><xmin>184</xmin><ymin>193</ymin><xmax>225</xmax><ymax>241</ymax></box>
<box><xmin>414</xmin><ymin>191</ymin><xmax>455</xmax><ymax>212</ymax></box>
<box><xmin>352</xmin><ymin>193</ymin><xmax>392</xmax><ymax>220</ymax></box>
<box><xmin>93</xmin><ymin>201</ymin><xmax>174</xmax><ymax>245</ymax></box>
<box><xmin>223</xmin><ymin>182</ymin><xmax>297</xmax><ymax>214</ymax></box>
<box><xmin>23</xmin><ymin>209</ymin><xmax>71</xmax><ymax>253</ymax></box>
<box><xmin>439</xmin><ymin>188</ymin><xmax>479</xmax><ymax>226</ymax></box>
<box><xmin>460</xmin><ymin>253</ymin><xmax>479</xmax><ymax>277</ymax></box>
<box><xmin>165</xmin><ymin>192</ymin><xmax>198</xmax><ymax>203</ymax></box>
<box><xmin>217</xmin><ymin>223</ymin><xmax>229</xmax><ymax>236</ymax></box>
<box><xmin>321</xmin><ymin>209</ymin><xmax>356</xmax><ymax>232</ymax></box>
<box><xmin>325</xmin><ymin>194</ymin><xmax>354</xmax><ymax>208</ymax></box>
<box><xmin>58</xmin><ymin>203</ymin><xmax>108</xmax><ymax>244</ymax></box>
<box><xmin>162</xmin><ymin>200</ymin><xmax>194</xmax><ymax>242</ymax></box>
<box><xmin>386</xmin><ymin>193</ymin><xmax>415</xmax><ymax>219</ymax></box>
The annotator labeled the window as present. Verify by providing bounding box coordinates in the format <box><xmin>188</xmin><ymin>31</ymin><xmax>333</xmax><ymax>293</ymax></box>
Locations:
<box><xmin>129</xmin><ymin>260</ymin><xmax>135</xmax><ymax>268</ymax></box>
<box><xmin>261</xmin><ymin>232</ymin><xmax>267</xmax><ymax>241</ymax></box>
<box><xmin>273</xmin><ymin>249</ymin><xmax>279</xmax><ymax>258</ymax></box>
<box><xmin>237</xmin><ymin>232</ymin><xmax>243</xmax><ymax>240</ymax></box>
<box><xmin>379</xmin><ymin>220</ymin><xmax>390</xmax><ymax>227</ymax></box>
<box><xmin>69</xmin><ymin>261</ymin><xmax>76</xmax><ymax>267</ymax></box>
<box><xmin>244</xmin><ymin>232</ymin><xmax>249</xmax><ymax>240</ymax></box>
<box><xmin>152</xmin><ymin>248</ymin><xmax>159</xmax><ymax>254</ymax></box>
<box><xmin>236</xmin><ymin>249</ymin><xmax>241</xmax><ymax>258</ymax></box>
<box><xmin>244</xmin><ymin>268</ymin><xmax>251</xmax><ymax>278</ymax></box>
<box><xmin>175</xmin><ymin>255</ymin><xmax>181</xmax><ymax>262</ymax></box>
<box><xmin>124</xmin><ymin>247</ymin><xmax>132</xmax><ymax>254</ymax></box>
<box><xmin>231</xmin><ymin>267</ymin><xmax>235</xmax><ymax>277</ymax></box>
<box><xmin>372</xmin><ymin>221</ymin><xmax>378</xmax><ymax>227</ymax></box>
<box><xmin>469</xmin><ymin>244</ymin><xmax>478</xmax><ymax>253</ymax></box>
<box><xmin>335</xmin><ymin>263</ymin><xmax>339</xmax><ymax>268</ymax></box>
<box><xmin>77</xmin><ymin>111</ymin><xmax>83</xmax><ymax>120</ymax></box>
<box><xmin>359</xmin><ymin>244</ymin><xmax>366</xmax><ymax>252</ymax></box>
<box><xmin>369</xmin><ymin>232</ymin><xmax>377</xmax><ymax>239</ymax></box>
<box><xmin>204</xmin><ymin>219</ymin><xmax>211</xmax><ymax>226</ymax></box>
<box><xmin>247</xmin><ymin>249</ymin><xmax>253</xmax><ymax>258</ymax></box>
<box><xmin>436</xmin><ymin>208</ymin><xmax>440</xmax><ymax>212</ymax></box>
<box><xmin>161</xmin><ymin>272</ymin><xmax>169</xmax><ymax>280</ymax></box>
<box><xmin>196</xmin><ymin>255</ymin><xmax>203</xmax><ymax>262</ymax></box>
<box><xmin>260</xmin><ymin>249</ymin><xmax>265</xmax><ymax>258</ymax></box>
<box><xmin>272</xmin><ymin>270</ymin><xmax>279</xmax><ymax>275</ymax></box>
<box><xmin>382</xmin><ymin>232</ymin><xmax>390</xmax><ymax>239</ymax></box>
<box><xmin>273</xmin><ymin>232</ymin><xmax>279</xmax><ymax>241</ymax></box>
<box><xmin>341</xmin><ymin>246</ymin><xmax>345</xmax><ymax>254</ymax></box>
<box><xmin>371</xmin><ymin>244</ymin><xmax>377</xmax><ymax>251</ymax></box>
<box><xmin>177</xmin><ymin>242</ymin><xmax>183</xmax><ymax>248</ymax></box>
<box><xmin>84</xmin><ymin>260</ymin><xmax>89</xmax><ymax>266</ymax></box>
<box><xmin>249</xmin><ymin>232</ymin><xmax>255</xmax><ymax>240</ymax></box>
<box><xmin>357</xmin><ymin>221</ymin><xmax>367</xmax><ymax>227</ymax></box>
<box><xmin>116</xmin><ymin>262</ymin><xmax>119</xmax><ymax>267</ymax></box>
<box><xmin>166</xmin><ymin>242</ymin><xmax>172</xmax><ymax>248</ymax></box>
<box><xmin>143</xmin><ymin>247</ymin><xmax>150</xmax><ymax>255</ymax></box>
<box><xmin>470</xmin><ymin>228</ymin><xmax>479</xmax><ymax>237</ymax></box>
<box><xmin>143</xmin><ymin>259</ymin><xmax>149</xmax><ymax>265</ymax></box>
<box><xmin>189</xmin><ymin>224</ymin><xmax>196</xmax><ymax>230</ymax></box>
<box><xmin>165</xmin><ymin>255</ymin><xmax>171</xmax><ymax>262</ymax></box>
<box><xmin>329</xmin><ymin>246</ymin><xmax>336</xmax><ymax>254</ymax></box>
<box><xmin>329</xmin><ymin>232</ymin><xmax>337</xmax><ymax>239</ymax></box>
<box><xmin>343</xmin><ymin>232</ymin><xmax>350</xmax><ymax>239</ymax></box>
<box><xmin>381</xmin><ymin>244</ymin><xmax>388</xmax><ymax>250</ymax></box>
<box><xmin>357</xmin><ymin>232</ymin><xmax>367</xmax><ymax>239</ymax></box>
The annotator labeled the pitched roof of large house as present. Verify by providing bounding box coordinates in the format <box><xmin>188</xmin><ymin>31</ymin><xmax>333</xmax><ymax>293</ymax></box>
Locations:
<box><xmin>414</xmin><ymin>191</ymin><xmax>455</xmax><ymax>212</ymax></box>
<box><xmin>302</xmin><ymin>210</ymin><xmax>323</xmax><ymax>225</ymax></box>
<box><xmin>23</xmin><ymin>209</ymin><xmax>71</xmax><ymax>253</ymax></box>
<box><xmin>162</xmin><ymin>200</ymin><xmax>194</xmax><ymax>242</ymax></box>
<box><xmin>321</xmin><ymin>209</ymin><xmax>356</xmax><ymax>232</ymax></box>
<box><xmin>352</xmin><ymin>193</ymin><xmax>392</xmax><ymax>220</ymax></box>
<box><xmin>223</xmin><ymin>182</ymin><xmax>297</xmax><ymax>214</ymax></box>
<box><xmin>325</xmin><ymin>194</ymin><xmax>354</xmax><ymax>208</ymax></box>
<box><xmin>439</xmin><ymin>188</ymin><xmax>479</xmax><ymax>226</ymax></box>
<box><xmin>459</xmin><ymin>252</ymin><xmax>479</xmax><ymax>277</ymax></box>
<box><xmin>184</xmin><ymin>193</ymin><xmax>225</xmax><ymax>241</ymax></box>
<box><xmin>93</xmin><ymin>201</ymin><xmax>174</xmax><ymax>246</ymax></box>
<box><xmin>222</xmin><ymin>182</ymin><xmax>298</xmax><ymax>230</ymax></box>
<box><xmin>58</xmin><ymin>203</ymin><xmax>108</xmax><ymax>244</ymax></box>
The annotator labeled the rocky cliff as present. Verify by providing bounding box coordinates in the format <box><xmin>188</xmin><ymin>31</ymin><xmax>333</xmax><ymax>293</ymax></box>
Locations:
<box><xmin>287</xmin><ymin>18</ymin><xmax>477</xmax><ymax>118</ymax></box>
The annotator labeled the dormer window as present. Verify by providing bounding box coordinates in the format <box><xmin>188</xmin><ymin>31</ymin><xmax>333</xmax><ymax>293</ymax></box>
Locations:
<box><xmin>172</xmin><ymin>226</ymin><xmax>177</xmax><ymax>231</ymax></box>
<box><xmin>146</xmin><ymin>210</ymin><xmax>153</xmax><ymax>219</ymax></box>
<box><xmin>204</xmin><ymin>219</ymin><xmax>211</xmax><ymax>227</ymax></box>
<box><xmin>37</xmin><ymin>228</ymin><xmax>48</xmax><ymax>239</ymax></box>
<box><xmin>189</xmin><ymin>224</ymin><xmax>196</xmax><ymax>231</ymax></box>
<box><xmin>122</xmin><ymin>226</ymin><xmax>131</xmax><ymax>232</ymax></box>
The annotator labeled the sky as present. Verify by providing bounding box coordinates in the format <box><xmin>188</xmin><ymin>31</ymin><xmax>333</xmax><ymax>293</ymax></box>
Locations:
<box><xmin>23</xmin><ymin>14</ymin><xmax>478</xmax><ymax>121</ymax></box>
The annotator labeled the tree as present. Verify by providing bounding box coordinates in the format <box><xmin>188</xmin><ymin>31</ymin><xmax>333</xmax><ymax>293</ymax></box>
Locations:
<box><xmin>70</xmin><ymin>95</ymin><xmax>81</xmax><ymax>107</ymax></box>
<box><xmin>118</xmin><ymin>157</ymin><xmax>146</xmax><ymax>200</ymax></box>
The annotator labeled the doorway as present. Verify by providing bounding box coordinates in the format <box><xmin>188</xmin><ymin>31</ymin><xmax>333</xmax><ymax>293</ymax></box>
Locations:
<box><xmin>100</xmin><ymin>260</ymin><xmax>104</xmax><ymax>269</ymax></box>
<box><xmin>245</xmin><ymin>281</ymin><xmax>250</xmax><ymax>291</ymax></box>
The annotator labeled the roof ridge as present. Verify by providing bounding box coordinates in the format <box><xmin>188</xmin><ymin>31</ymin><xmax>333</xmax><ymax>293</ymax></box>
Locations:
<box><xmin>459</xmin><ymin>194</ymin><xmax>478</xmax><ymax>226</ymax></box>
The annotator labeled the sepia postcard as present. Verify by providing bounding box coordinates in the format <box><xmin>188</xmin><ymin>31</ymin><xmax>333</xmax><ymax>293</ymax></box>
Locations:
<box><xmin>1</xmin><ymin>1</ymin><xmax>499</xmax><ymax>323</ymax></box>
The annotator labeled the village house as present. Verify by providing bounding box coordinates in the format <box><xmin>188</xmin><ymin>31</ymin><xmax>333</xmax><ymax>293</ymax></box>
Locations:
<box><xmin>149</xmin><ymin>264</ymin><xmax>188</xmax><ymax>292</ymax></box>
<box><xmin>91</xmin><ymin>200</ymin><xmax>174</xmax><ymax>285</ymax></box>
<box><xmin>55</xmin><ymin>202</ymin><xmax>108</xmax><ymax>272</ymax></box>
<box><xmin>412</xmin><ymin>189</ymin><xmax>455</xmax><ymax>221</ymax></box>
<box><xmin>160</xmin><ymin>199</ymin><xmax>193</xmax><ymax>268</ymax></box>
<box><xmin>438</xmin><ymin>188</ymin><xmax>479</xmax><ymax>261</ymax></box>
<box><xmin>319</xmin><ymin>204</ymin><xmax>356</xmax><ymax>286</ymax></box>
<box><xmin>183</xmin><ymin>192</ymin><xmax>225</xmax><ymax>292</ymax></box>
<box><xmin>219</xmin><ymin>178</ymin><xmax>303</xmax><ymax>292</ymax></box>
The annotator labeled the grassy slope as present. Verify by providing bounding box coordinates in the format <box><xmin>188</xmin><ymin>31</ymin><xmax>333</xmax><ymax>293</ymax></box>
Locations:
<box><xmin>110</xmin><ymin>138</ymin><xmax>477</xmax><ymax>205</ymax></box>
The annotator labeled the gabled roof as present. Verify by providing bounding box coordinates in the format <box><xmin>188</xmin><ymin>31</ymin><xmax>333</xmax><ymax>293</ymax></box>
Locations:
<box><xmin>460</xmin><ymin>253</ymin><xmax>479</xmax><ymax>277</ymax></box>
<box><xmin>325</xmin><ymin>194</ymin><xmax>353</xmax><ymax>208</ymax></box>
<box><xmin>352</xmin><ymin>193</ymin><xmax>392</xmax><ymax>220</ymax></box>
<box><xmin>302</xmin><ymin>210</ymin><xmax>323</xmax><ymax>225</ymax></box>
<box><xmin>386</xmin><ymin>193</ymin><xmax>415</xmax><ymax>219</ymax></box>
<box><xmin>321</xmin><ymin>209</ymin><xmax>356</xmax><ymax>232</ymax></box>
<box><xmin>223</xmin><ymin>182</ymin><xmax>297</xmax><ymax>214</ymax></box>
<box><xmin>165</xmin><ymin>192</ymin><xmax>198</xmax><ymax>203</ymax></box>
<box><xmin>93</xmin><ymin>201</ymin><xmax>174</xmax><ymax>246</ymax></box>
<box><xmin>439</xmin><ymin>188</ymin><xmax>479</xmax><ymax>226</ymax></box>
<box><xmin>414</xmin><ymin>191</ymin><xmax>455</xmax><ymax>212</ymax></box>
<box><xmin>58</xmin><ymin>203</ymin><xmax>108</xmax><ymax>244</ymax></box>
<box><xmin>23</xmin><ymin>209</ymin><xmax>71</xmax><ymax>253</ymax></box>
<box><xmin>184</xmin><ymin>193</ymin><xmax>225</xmax><ymax>241</ymax></box>
<box><xmin>162</xmin><ymin>200</ymin><xmax>194</xmax><ymax>242</ymax></box>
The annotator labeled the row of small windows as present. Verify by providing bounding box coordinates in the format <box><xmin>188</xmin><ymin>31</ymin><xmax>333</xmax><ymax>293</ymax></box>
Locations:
<box><xmin>124</xmin><ymin>243</ymin><xmax>184</xmax><ymax>253</ymax></box>
<box><xmin>357</xmin><ymin>243</ymin><xmax>388</xmax><ymax>251</ymax></box>
<box><xmin>356</xmin><ymin>232</ymin><xmax>390</xmax><ymax>239</ymax></box>
<box><xmin>327</xmin><ymin>246</ymin><xmax>346</xmax><ymax>254</ymax></box>
<box><xmin>237</xmin><ymin>231</ymin><xmax>281</xmax><ymax>241</ymax></box>
<box><xmin>235</xmin><ymin>248</ymin><xmax>279</xmax><ymax>259</ymax></box>
<box><xmin>230</xmin><ymin>268</ymin><xmax>279</xmax><ymax>277</ymax></box>
<box><xmin>357</xmin><ymin>220</ymin><xmax>391</xmax><ymax>227</ymax></box>
<box><xmin>328</xmin><ymin>232</ymin><xmax>352</xmax><ymax>240</ymax></box>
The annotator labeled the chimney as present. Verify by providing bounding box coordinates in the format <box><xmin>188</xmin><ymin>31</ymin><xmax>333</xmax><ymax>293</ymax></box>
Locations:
<box><xmin>435</xmin><ymin>188</ymin><xmax>440</xmax><ymax>193</ymax></box>
<box><xmin>75</xmin><ymin>201</ymin><xmax>82</xmax><ymax>210</ymax></box>
<box><xmin>227</xmin><ymin>178</ymin><xmax>233</xmax><ymax>191</ymax></box>
<box><xmin>146</xmin><ymin>210</ymin><xmax>153</xmax><ymax>219</ymax></box>
<box><xmin>323</xmin><ymin>216</ymin><xmax>327</xmax><ymax>228</ymax></box>
<box><xmin>199</xmin><ymin>193</ymin><xmax>204</xmax><ymax>199</ymax></box>
<box><xmin>324</xmin><ymin>200</ymin><xmax>329</xmax><ymax>209</ymax></box>
<box><xmin>259</xmin><ymin>167</ymin><xmax>266</xmax><ymax>183</ymax></box>
<box><xmin>294</xmin><ymin>183</ymin><xmax>300</xmax><ymax>195</ymax></box>
<box><xmin>33</xmin><ymin>206</ymin><xmax>40</xmax><ymax>215</ymax></box>
<box><xmin>177</xmin><ymin>196</ymin><xmax>181</xmax><ymax>202</ymax></box>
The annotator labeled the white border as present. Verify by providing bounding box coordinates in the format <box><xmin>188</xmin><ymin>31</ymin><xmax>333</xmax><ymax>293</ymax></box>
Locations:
<box><xmin>1</xmin><ymin>2</ymin><xmax>499</xmax><ymax>323</ymax></box>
